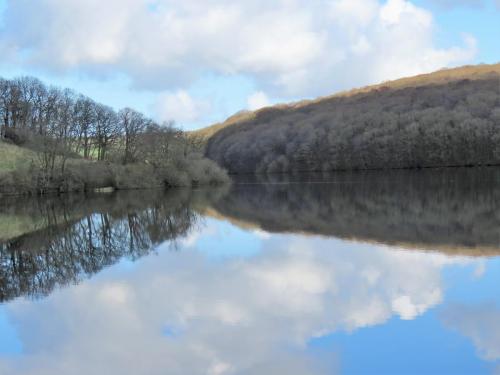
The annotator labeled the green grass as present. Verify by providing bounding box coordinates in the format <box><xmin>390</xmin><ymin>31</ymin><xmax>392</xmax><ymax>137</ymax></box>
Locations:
<box><xmin>0</xmin><ymin>141</ymin><xmax>37</xmax><ymax>174</ymax></box>
<box><xmin>0</xmin><ymin>140</ymin><xmax>94</xmax><ymax>174</ymax></box>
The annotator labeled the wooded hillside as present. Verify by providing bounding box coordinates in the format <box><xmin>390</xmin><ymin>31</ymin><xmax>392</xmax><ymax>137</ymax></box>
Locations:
<box><xmin>0</xmin><ymin>76</ymin><xmax>228</xmax><ymax>195</ymax></box>
<box><xmin>204</xmin><ymin>64</ymin><xmax>500</xmax><ymax>174</ymax></box>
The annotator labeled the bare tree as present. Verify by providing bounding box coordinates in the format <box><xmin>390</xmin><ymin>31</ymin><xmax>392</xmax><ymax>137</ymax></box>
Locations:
<box><xmin>118</xmin><ymin>108</ymin><xmax>148</xmax><ymax>164</ymax></box>
<box><xmin>74</xmin><ymin>96</ymin><xmax>96</xmax><ymax>159</ymax></box>
<box><xmin>137</xmin><ymin>121</ymin><xmax>180</xmax><ymax>168</ymax></box>
<box><xmin>95</xmin><ymin>104</ymin><xmax>119</xmax><ymax>161</ymax></box>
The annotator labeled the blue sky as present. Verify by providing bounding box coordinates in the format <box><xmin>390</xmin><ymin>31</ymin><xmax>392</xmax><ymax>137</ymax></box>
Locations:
<box><xmin>0</xmin><ymin>0</ymin><xmax>498</xmax><ymax>130</ymax></box>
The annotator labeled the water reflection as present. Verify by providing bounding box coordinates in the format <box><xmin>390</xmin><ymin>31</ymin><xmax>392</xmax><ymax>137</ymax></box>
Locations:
<box><xmin>441</xmin><ymin>304</ymin><xmax>500</xmax><ymax>362</ymax></box>
<box><xmin>214</xmin><ymin>168</ymin><xmax>500</xmax><ymax>255</ymax></box>
<box><xmin>0</xmin><ymin>188</ymin><xmax>225</xmax><ymax>303</ymax></box>
<box><xmin>0</xmin><ymin>235</ymin><xmax>477</xmax><ymax>374</ymax></box>
<box><xmin>0</xmin><ymin>169</ymin><xmax>499</xmax><ymax>374</ymax></box>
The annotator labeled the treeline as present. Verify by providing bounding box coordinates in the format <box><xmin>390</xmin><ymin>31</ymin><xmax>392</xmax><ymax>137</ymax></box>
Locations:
<box><xmin>212</xmin><ymin>168</ymin><xmax>500</xmax><ymax>255</ymax></box>
<box><xmin>0</xmin><ymin>76</ymin><xmax>228</xmax><ymax>195</ymax></box>
<box><xmin>205</xmin><ymin>65</ymin><xmax>500</xmax><ymax>173</ymax></box>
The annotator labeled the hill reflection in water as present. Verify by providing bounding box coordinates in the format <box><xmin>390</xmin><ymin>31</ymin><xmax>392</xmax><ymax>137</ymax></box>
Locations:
<box><xmin>212</xmin><ymin>168</ymin><xmax>500</xmax><ymax>255</ymax></box>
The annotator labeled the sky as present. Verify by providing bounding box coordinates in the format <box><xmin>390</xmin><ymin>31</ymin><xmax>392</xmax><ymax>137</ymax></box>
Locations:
<box><xmin>0</xmin><ymin>0</ymin><xmax>498</xmax><ymax>130</ymax></box>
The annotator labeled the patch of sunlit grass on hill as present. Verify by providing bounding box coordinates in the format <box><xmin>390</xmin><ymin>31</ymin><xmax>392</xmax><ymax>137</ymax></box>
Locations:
<box><xmin>0</xmin><ymin>141</ymin><xmax>37</xmax><ymax>174</ymax></box>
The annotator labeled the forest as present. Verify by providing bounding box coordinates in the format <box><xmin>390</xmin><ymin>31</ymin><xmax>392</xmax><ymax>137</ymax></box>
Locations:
<box><xmin>205</xmin><ymin>64</ymin><xmax>500</xmax><ymax>174</ymax></box>
<box><xmin>0</xmin><ymin>76</ymin><xmax>228</xmax><ymax>196</ymax></box>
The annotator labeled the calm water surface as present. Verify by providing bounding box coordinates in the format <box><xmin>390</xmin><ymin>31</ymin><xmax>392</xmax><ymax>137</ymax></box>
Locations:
<box><xmin>1</xmin><ymin>169</ymin><xmax>500</xmax><ymax>374</ymax></box>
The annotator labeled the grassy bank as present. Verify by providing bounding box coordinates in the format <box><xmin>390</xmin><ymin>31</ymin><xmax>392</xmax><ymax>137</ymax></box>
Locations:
<box><xmin>0</xmin><ymin>141</ymin><xmax>229</xmax><ymax>197</ymax></box>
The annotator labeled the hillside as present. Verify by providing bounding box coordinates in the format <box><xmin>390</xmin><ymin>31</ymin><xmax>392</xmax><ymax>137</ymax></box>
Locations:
<box><xmin>203</xmin><ymin>63</ymin><xmax>500</xmax><ymax>174</ymax></box>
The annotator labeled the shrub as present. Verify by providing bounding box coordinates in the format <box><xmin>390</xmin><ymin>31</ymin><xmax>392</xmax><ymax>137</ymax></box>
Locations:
<box><xmin>112</xmin><ymin>164</ymin><xmax>162</xmax><ymax>190</ymax></box>
<box><xmin>3</xmin><ymin>128</ymin><xmax>34</xmax><ymax>146</ymax></box>
<box><xmin>185</xmin><ymin>153</ymin><xmax>230</xmax><ymax>186</ymax></box>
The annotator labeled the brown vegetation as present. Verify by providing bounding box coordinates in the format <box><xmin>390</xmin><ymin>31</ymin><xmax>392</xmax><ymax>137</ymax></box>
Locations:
<box><xmin>204</xmin><ymin>63</ymin><xmax>500</xmax><ymax>174</ymax></box>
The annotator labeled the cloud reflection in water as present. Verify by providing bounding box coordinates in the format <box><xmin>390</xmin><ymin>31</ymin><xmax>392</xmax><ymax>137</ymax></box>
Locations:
<box><xmin>0</xmin><ymin>226</ymin><xmax>477</xmax><ymax>375</ymax></box>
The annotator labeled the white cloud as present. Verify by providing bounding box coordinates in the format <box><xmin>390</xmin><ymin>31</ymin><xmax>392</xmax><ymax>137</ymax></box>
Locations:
<box><xmin>380</xmin><ymin>0</ymin><xmax>431</xmax><ymax>25</ymax></box>
<box><xmin>154</xmin><ymin>90</ymin><xmax>211</xmax><ymax>124</ymax></box>
<box><xmin>441</xmin><ymin>304</ymin><xmax>500</xmax><ymax>361</ymax></box>
<box><xmin>252</xmin><ymin>228</ymin><xmax>271</xmax><ymax>239</ymax></box>
<box><xmin>0</xmin><ymin>0</ymin><xmax>477</xmax><ymax>99</ymax></box>
<box><xmin>0</xmin><ymin>233</ymin><xmax>476</xmax><ymax>375</ymax></box>
<box><xmin>247</xmin><ymin>91</ymin><xmax>270</xmax><ymax>110</ymax></box>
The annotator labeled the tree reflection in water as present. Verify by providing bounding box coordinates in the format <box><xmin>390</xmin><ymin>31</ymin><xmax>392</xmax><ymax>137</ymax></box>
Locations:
<box><xmin>0</xmin><ymin>188</ymin><xmax>226</xmax><ymax>303</ymax></box>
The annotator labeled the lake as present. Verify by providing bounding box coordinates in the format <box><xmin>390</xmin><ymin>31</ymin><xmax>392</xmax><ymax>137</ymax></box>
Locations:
<box><xmin>1</xmin><ymin>168</ymin><xmax>500</xmax><ymax>374</ymax></box>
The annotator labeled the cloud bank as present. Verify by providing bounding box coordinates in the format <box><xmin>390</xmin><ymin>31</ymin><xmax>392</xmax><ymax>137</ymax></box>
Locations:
<box><xmin>0</xmin><ymin>0</ymin><xmax>477</xmax><ymax>99</ymax></box>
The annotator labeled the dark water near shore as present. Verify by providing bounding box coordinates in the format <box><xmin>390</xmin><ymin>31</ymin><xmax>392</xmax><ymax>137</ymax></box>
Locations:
<box><xmin>1</xmin><ymin>168</ymin><xmax>500</xmax><ymax>374</ymax></box>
